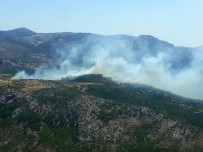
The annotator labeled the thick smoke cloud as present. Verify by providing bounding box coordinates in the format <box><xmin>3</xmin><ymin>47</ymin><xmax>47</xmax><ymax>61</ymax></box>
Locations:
<box><xmin>12</xmin><ymin>35</ymin><xmax>203</xmax><ymax>99</ymax></box>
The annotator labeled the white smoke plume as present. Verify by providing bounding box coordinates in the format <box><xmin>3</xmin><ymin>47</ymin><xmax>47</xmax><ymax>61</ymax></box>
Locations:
<box><xmin>12</xmin><ymin>35</ymin><xmax>203</xmax><ymax>99</ymax></box>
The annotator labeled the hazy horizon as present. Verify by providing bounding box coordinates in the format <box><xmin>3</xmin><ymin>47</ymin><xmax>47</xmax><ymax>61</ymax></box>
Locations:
<box><xmin>0</xmin><ymin>0</ymin><xmax>203</xmax><ymax>47</ymax></box>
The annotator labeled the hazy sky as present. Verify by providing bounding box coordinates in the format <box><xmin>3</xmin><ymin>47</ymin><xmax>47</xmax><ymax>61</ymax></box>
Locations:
<box><xmin>0</xmin><ymin>0</ymin><xmax>203</xmax><ymax>47</ymax></box>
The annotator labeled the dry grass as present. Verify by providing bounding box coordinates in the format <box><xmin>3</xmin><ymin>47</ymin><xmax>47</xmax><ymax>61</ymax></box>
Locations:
<box><xmin>20</xmin><ymin>80</ymin><xmax>53</xmax><ymax>93</ymax></box>
<box><xmin>0</xmin><ymin>79</ymin><xmax>12</xmax><ymax>86</ymax></box>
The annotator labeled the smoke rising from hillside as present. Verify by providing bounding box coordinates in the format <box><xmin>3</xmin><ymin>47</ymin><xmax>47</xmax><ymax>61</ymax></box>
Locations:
<box><xmin>12</xmin><ymin>35</ymin><xmax>203</xmax><ymax>99</ymax></box>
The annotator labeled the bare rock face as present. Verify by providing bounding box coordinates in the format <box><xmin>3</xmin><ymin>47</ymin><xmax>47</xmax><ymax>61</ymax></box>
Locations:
<box><xmin>149</xmin><ymin>119</ymin><xmax>202</xmax><ymax>149</ymax></box>
<box><xmin>62</xmin><ymin>95</ymin><xmax>202</xmax><ymax>151</ymax></box>
<box><xmin>68</xmin><ymin>96</ymin><xmax>133</xmax><ymax>140</ymax></box>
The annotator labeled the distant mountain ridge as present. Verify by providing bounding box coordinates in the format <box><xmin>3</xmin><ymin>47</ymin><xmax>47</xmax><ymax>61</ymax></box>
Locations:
<box><xmin>0</xmin><ymin>28</ymin><xmax>175</xmax><ymax>45</ymax></box>
<box><xmin>0</xmin><ymin>28</ymin><xmax>194</xmax><ymax>75</ymax></box>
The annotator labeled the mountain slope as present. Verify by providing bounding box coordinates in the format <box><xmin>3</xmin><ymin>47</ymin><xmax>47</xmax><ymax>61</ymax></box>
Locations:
<box><xmin>0</xmin><ymin>75</ymin><xmax>203</xmax><ymax>152</ymax></box>
<box><xmin>0</xmin><ymin>28</ymin><xmax>193</xmax><ymax>75</ymax></box>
